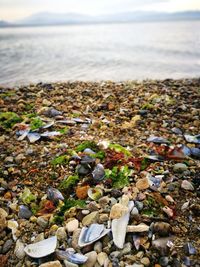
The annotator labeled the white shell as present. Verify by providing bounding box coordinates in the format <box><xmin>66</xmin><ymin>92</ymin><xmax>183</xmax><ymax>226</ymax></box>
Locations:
<box><xmin>27</xmin><ymin>132</ymin><xmax>41</xmax><ymax>143</ymax></box>
<box><xmin>24</xmin><ymin>236</ymin><xmax>57</xmax><ymax>258</ymax></box>
<box><xmin>111</xmin><ymin>200</ymin><xmax>134</xmax><ymax>249</ymax></box>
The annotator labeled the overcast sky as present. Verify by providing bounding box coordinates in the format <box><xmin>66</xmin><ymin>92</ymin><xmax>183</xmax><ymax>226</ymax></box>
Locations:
<box><xmin>1</xmin><ymin>0</ymin><xmax>200</xmax><ymax>21</ymax></box>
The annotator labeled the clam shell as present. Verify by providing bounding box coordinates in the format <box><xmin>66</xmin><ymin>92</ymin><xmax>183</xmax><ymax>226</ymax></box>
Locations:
<box><xmin>88</xmin><ymin>187</ymin><xmax>103</xmax><ymax>201</ymax></box>
<box><xmin>78</xmin><ymin>224</ymin><xmax>110</xmax><ymax>247</ymax></box>
<box><xmin>27</xmin><ymin>132</ymin><xmax>41</xmax><ymax>143</ymax></box>
<box><xmin>24</xmin><ymin>236</ymin><xmax>57</xmax><ymax>258</ymax></box>
<box><xmin>111</xmin><ymin>200</ymin><xmax>134</xmax><ymax>249</ymax></box>
<box><xmin>92</xmin><ymin>164</ymin><xmax>105</xmax><ymax>181</ymax></box>
<box><xmin>184</xmin><ymin>134</ymin><xmax>200</xmax><ymax>144</ymax></box>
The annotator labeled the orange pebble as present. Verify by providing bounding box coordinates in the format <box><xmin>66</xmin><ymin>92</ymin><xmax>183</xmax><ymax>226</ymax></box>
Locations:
<box><xmin>76</xmin><ymin>185</ymin><xmax>90</xmax><ymax>199</ymax></box>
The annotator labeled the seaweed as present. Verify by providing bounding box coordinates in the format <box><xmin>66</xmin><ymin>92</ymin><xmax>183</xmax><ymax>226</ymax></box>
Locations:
<box><xmin>30</xmin><ymin>117</ymin><xmax>44</xmax><ymax>130</ymax></box>
<box><xmin>59</xmin><ymin>175</ymin><xmax>79</xmax><ymax>191</ymax></box>
<box><xmin>75</xmin><ymin>140</ymin><xmax>99</xmax><ymax>152</ymax></box>
<box><xmin>105</xmin><ymin>165</ymin><xmax>132</xmax><ymax>188</ymax></box>
<box><xmin>108</xmin><ymin>143</ymin><xmax>132</xmax><ymax>157</ymax></box>
<box><xmin>20</xmin><ymin>187</ymin><xmax>37</xmax><ymax>205</ymax></box>
<box><xmin>0</xmin><ymin>112</ymin><xmax>22</xmax><ymax>129</ymax></box>
<box><xmin>51</xmin><ymin>155</ymin><xmax>69</xmax><ymax>166</ymax></box>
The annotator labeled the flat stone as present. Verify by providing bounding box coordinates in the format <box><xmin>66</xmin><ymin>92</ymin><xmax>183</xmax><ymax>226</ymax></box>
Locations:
<box><xmin>0</xmin><ymin>208</ymin><xmax>8</xmax><ymax>231</ymax></box>
<box><xmin>66</xmin><ymin>219</ymin><xmax>79</xmax><ymax>233</ymax></box>
<box><xmin>181</xmin><ymin>180</ymin><xmax>194</xmax><ymax>191</ymax></box>
<box><xmin>2</xmin><ymin>239</ymin><xmax>13</xmax><ymax>254</ymax></box>
<box><xmin>110</xmin><ymin>203</ymin><xmax>128</xmax><ymax>220</ymax></box>
<box><xmin>14</xmin><ymin>240</ymin><xmax>25</xmax><ymax>259</ymax></box>
<box><xmin>136</xmin><ymin>178</ymin><xmax>150</xmax><ymax>190</ymax></box>
<box><xmin>140</xmin><ymin>257</ymin><xmax>150</xmax><ymax>266</ymax></box>
<box><xmin>83</xmin><ymin>251</ymin><xmax>97</xmax><ymax>267</ymax></box>
<box><xmin>173</xmin><ymin>163</ymin><xmax>188</xmax><ymax>173</ymax></box>
<box><xmin>82</xmin><ymin>211</ymin><xmax>99</xmax><ymax>226</ymax></box>
<box><xmin>37</xmin><ymin>216</ymin><xmax>49</xmax><ymax>228</ymax></box>
<box><xmin>39</xmin><ymin>261</ymin><xmax>62</xmax><ymax>267</ymax></box>
<box><xmin>72</xmin><ymin>228</ymin><xmax>81</xmax><ymax>249</ymax></box>
<box><xmin>97</xmin><ymin>252</ymin><xmax>109</xmax><ymax>266</ymax></box>
<box><xmin>56</xmin><ymin>227</ymin><xmax>67</xmax><ymax>241</ymax></box>
<box><xmin>127</xmin><ymin>224</ymin><xmax>149</xmax><ymax>233</ymax></box>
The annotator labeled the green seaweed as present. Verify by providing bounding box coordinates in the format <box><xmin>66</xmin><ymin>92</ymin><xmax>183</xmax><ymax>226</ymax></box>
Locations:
<box><xmin>75</xmin><ymin>141</ymin><xmax>98</xmax><ymax>152</ymax></box>
<box><xmin>90</xmin><ymin>151</ymin><xmax>106</xmax><ymax>160</ymax></box>
<box><xmin>59</xmin><ymin>175</ymin><xmax>79</xmax><ymax>191</ymax></box>
<box><xmin>0</xmin><ymin>112</ymin><xmax>22</xmax><ymax>129</ymax></box>
<box><xmin>105</xmin><ymin>165</ymin><xmax>132</xmax><ymax>188</ymax></box>
<box><xmin>51</xmin><ymin>155</ymin><xmax>69</xmax><ymax>166</ymax></box>
<box><xmin>58</xmin><ymin>126</ymin><xmax>69</xmax><ymax>134</ymax></box>
<box><xmin>20</xmin><ymin>187</ymin><xmax>37</xmax><ymax>205</ymax></box>
<box><xmin>54</xmin><ymin>199</ymin><xmax>86</xmax><ymax>223</ymax></box>
<box><xmin>108</xmin><ymin>143</ymin><xmax>132</xmax><ymax>157</ymax></box>
<box><xmin>30</xmin><ymin>117</ymin><xmax>44</xmax><ymax>130</ymax></box>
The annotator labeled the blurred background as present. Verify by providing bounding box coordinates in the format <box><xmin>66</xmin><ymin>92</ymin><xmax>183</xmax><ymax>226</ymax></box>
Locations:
<box><xmin>0</xmin><ymin>0</ymin><xmax>200</xmax><ymax>86</ymax></box>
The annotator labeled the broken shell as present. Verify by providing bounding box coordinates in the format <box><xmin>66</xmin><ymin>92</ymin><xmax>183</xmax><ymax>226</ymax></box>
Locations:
<box><xmin>184</xmin><ymin>134</ymin><xmax>200</xmax><ymax>144</ymax></box>
<box><xmin>111</xmin><ymin>200</ymin><xmax>134</xmax><ymax>249</ymax></box>
<box><xmin>181</xmin><ymin>180</ymin><xmax>194</xmax><ymax>191</ymax></box>
<box><xmin>47</xmin><ymin>187</ymin><xmax>64</xmax><ymax>203</ymax></box>
<box><xmin>24</xmin><ymin>236</ymin><xmax>57</xmax><ymax>258</ymax></box>
<box><xmin>92</xmin><ymin>164</ymin><xmax>105</xmax><ymax>181</ymax></box>
<box><xmin>56</xmin><ymin>249</ymin><xmax>88</xmax><ymax>264</ymax></box>
<box><xmin>88</xmin><ymin>187</ymin><xmax>103</xmax><ymax>201</ymax></box>
<box><xmin>78</xmin><ymin>224</ymin><xmax>110</xmax><ymax>247</ymax></box>
<box><xmin>41</xmin><ymin>131</ymin><xmax>61</xmax><ymax>137</ymax></box>
<box><xmin>162</xmin><ymin>206</ymin><xmax>174</xmax><ymax>217</ymax></box>
<box><xmin>127</xmin><ymin>223</ymin><xmax>149</xmax><ymax>233</ymax></box>
<box><xmin>27</xmin><ymin>132</ymin><xmax>41</xmax><ymax>143</ymax></box>
<box><xmin>133</xmin><ymin>234</ymin><xmax>141</xmax><ymax>250</ymax></box>
<box><xmin>147</xmin><ymin>136</ymin><xmax>169</xmax><ymax>144</ymax></box>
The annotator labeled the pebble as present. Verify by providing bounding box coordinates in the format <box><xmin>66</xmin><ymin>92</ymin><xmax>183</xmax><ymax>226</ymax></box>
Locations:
<box><xmin>173</xmin><ymin>163</ymin><xmax>188</xmax><ymax>173</ymax></box>
<box><xmin>131</xmin><ymin>207</ymin><xmax>139</xmax><ymax>216</ymax></box>
<box><xmin>18</xmin><ymin>205</ymin><xmax>32</xmax><ymax>219</ymax></box>
<box><xmin>37</xmin><ymin>216</ymin><xmax>49</xmax><ymax>228</ymax></box>
<box><xmin>140</xmin><ymin>257</ymin><xmax>150</xmax><ymax>266</ymax></box>
<box><xmin>72</xmin><ymin>229</ymin><xmax>81</xmax><ymax>249</ymax></box>
<box><xmin>83</xmin><ymin>251</ymin><xmax>97</xmax><ymax>267</ymax></box>
<box><xmin>4</xmin><ymin>156</ymin><xmax>14</xmax><ymax>163</ymax></box>
<box><xmin>42</xmin><ymin>99</ymin><xmax>52</xmax><ymax>106</ymax></box>
<box><xmin>119</xmin><ymin>242</ymin><xmax>132</xmax><ymax>256</ymax></box>
<box><xmin>159</xmin><ymin>256</ymin><xmax>169</xmax><ymax>266</ymax></box>
<box><xmin>14</xmin><ymin>240</ymin><xmax>25</xmax><ymax>259</ymax></box>
<box><xmin>64</xmin><ymin>260</ymin><xmax>78</xmax><ymax>267</ymax></box>
<box><xmin>127</xmin><ymin>224</ymin><xmax>149</xmax><ymax>233</ymax></box>
<box><xmin>39</xmin><ymin>261</ymin><xmax>62</xmax><ymax>267</ymax></box>
<box><xmin>2</xmin><ymin>239</ymin><xmax>13</xmax><ymax>254</ymax></box>
<box><xmin>153</xmin><ymin>222</ymin><xmax>171</xmax><ymax>236</ymax></box>
<box><xmin>94</xmin><ymin>241</ymin><xmax>103</xmax><ymax>253</ymax></box>
<box><xmin>66</xmin><ymin>219</ymin><xmax>79</xmax><ymax>232</ymax></box>
<box><xmin>97</xmin><ymin>252</ymin><xmax>109</xmax><ymax>266</ymax></box>
<box><xmin>181</xmin><ymin>180</ymin><xmax>194</xmax><ymax>191</ymax></box>
<box><xmin>136</xmin><ymin>178</ymin><xmax>150</xmax><ymax>190</ymax></box>
<box><xmin>110</xmin><ymin>203</ymin><xmax>128</xmax><ymax>219</ymax></box>
<box><xmin>56</xmin><ymin>227</ymin><xmax>67</xmax><ymax>241</ymax></box>
<box><xmin>99</xmin><ymin>213</ymin><xmax>109</xmax><ymax>223</ymax></box>
<box><xmin>0</xmin><ymin>208</ymin><xmax>8</xmax><ymax>231</ymax></box>
<box><xmin>82</xmin><ymin>211</ymin><xmax>99</xmax><ymax>226</ymax></box>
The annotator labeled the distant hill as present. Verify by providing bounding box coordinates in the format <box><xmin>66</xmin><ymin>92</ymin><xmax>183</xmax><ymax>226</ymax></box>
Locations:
<box><xmin>1</xmin><ymin>11</ymin><xmax>200</xmax><ymax>27</ymax></box>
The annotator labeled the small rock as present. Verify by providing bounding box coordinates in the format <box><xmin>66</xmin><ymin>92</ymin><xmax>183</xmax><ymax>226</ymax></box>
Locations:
<box><xmin>83</xmin><ymin>251</ymin><xmax>97</xmax><ymax>267</ymax></box>
<box><xmin>99</xmin><ymin>214</ymin><xmax>109</xmax><ymax>223</ymax></box>
<box><xmin>110</xmin><ymin>203</ymin><xmax>128</xmax><ymax>219</ymax></box>
<box><xmin>39</xmin><ymin>261</ymin><xmax>62</xmax><ymax>267</ymax></box>
<box><xmin>4</xmin><ymin>156</ymin><xmax>14</xmax><ymax>163</ymax></box>
<box><xmin>97</xmin><ymin>252</ymin><xmax>109</xmax><ymax>266</ymax></box>
<box><xmin>140</xmin><ymin>257</ymin><xmax>150</xmax><ymax>266</ymax></box>
<box><xmin>162</xmin><ymin>206</ymin><xmax>174</xmax><ymax>217</ymax></box>
<box><xmin>64</xmin><ymin>260</ymin><xmax>78</xmax><ymax>267</ymax></box>
<box><xmin>159</xmin><ymin>256</ymin><xmax>169</xmax><ymax>266</ymax></box>
<box><xmin>2</xmin><ymin>239</ymin><xmax>13</xmax><ymax>254</ymax></box>
<box><xmin>37</xmin><ymin>216</ymin><xmax>49</xmax><ymax>228</ymax></box>
<box><xmin>15</xmin><ymin>153</ymin><xmax>25</xmax><ymax>163</ymax></box>
<box><xmin>18</xmin><ymin>205</ymin><xmax>32</xmax><ymax>219</ymax></box>
<box><xmin>42</xmin><ymin>99</ymin><xmax>52</xmax><ymax>106</ymax></box>
<box><xmin>131</xmin><ymin>207</ymin><xmax>139</xmax><ymax>216</ymax></box>
<box><xmin>98</xmin><ymin>196</ymin><xmax>110</xmax><ymax>208</ymax></box>
<box><xmin>136</xmin><ymin>178</ymin><xmax>149</xmax><ymax>190</ymax></box>
<box><xmin>72</xmin><ymin>229</ymin><xmax>81</xmax><ymax>250</ymax></box>
<box><xmin>34</xmin><ymin>233</ymin><xmax>45</xmax><ymax>243</ymax></box>
<box><xmin>82</xmin><ymin>211</ymin><xmax>99</xmax><ymax>226</ymax></box>
<box><xmin>0</xmin><ymin>208</ymin><xmax>8</xmax><ymax>231</ymax></box>
<box><xmin>14</xmin><ymin>240</ymin><xmax>25</xmax><ymax>259</ymax></box>
<box><xmin>181</xmin><ymin>180</ymin><xmax>194</xmax><ymax>191</ymax></box>
<box><xmin>56</xmin><ymin>227</ymin><xmax>67</xmax><ymax>241</ymax></box>
<box><xmin>119</xmin><ymin>242</ymin><xmax>132</xmax><ymax>256</ymax></box>
<box><xmin>173</xmin><ymin>163</ymin><xmax>188</xmax><ymax>173</ymax></box>
<box><xmin>153</xmin><ymin>222</ymin><xmax>171</xmax><ymax>236</ymax></box>
<box><xmin>94</xmin><ymin>241</ymin><xmax>103</xmax><ymax>253</ymax></box>
<box><xmin>66</xmin><ymin>219</ymin><xmax>79</xmax><ymax>233</ymax></box>
<box><xmin>127</xmin><ymin>224</ymin><xmax>149</xmax><ymax>233</ymax></box>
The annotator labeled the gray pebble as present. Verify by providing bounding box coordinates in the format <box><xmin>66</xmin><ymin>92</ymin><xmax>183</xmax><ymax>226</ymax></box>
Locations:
<box><xmin>2</xmin><ymin>239</ymin><xmax>13</xmax><ymax>254</ymax></box>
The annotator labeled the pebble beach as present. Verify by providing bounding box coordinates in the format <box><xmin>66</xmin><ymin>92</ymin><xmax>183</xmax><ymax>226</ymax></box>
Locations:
<box><xmin>0</xmin><ymin>79</ymin><xmax>200</xmax><ymax>267</ymax></box>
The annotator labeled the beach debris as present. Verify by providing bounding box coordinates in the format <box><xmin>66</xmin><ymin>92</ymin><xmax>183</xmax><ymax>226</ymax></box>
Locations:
<box><xmin>184</xmin><ymin>134</ymin><xmax>200</xmax><ymax>144</ymax></box>
<box><xmin>56</xmin><ymin>248</ymin><xmax>88</xmax><ymax>264</ymax></box>
<box><xmin>24</xmin><ymin>236</ymin><xmax>57</xmax><ymax>258</ymax></box>
<box><xmin>88</xmin><ymin>187</ymin><xmax>103</xmax><ymax>201</ymax></box>
<box><xmin>47</xmin><ymin>187</ymin><xmax>64</xmax><ymax>204</ymax></box>
<box><xmin>78</xmin><ymin>224</ymin><xmax>110</xmax><ymax>247</ymax></box>
<box><xmin>147</xmin><ymin>136</ymin><xmax>170</xmax><ymax>144</ymax></box>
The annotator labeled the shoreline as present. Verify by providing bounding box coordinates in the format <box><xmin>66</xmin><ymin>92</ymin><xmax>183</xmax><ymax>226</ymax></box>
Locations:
<box><xmin>0</xmin><ymin>79</ymin><xmax>200</xmax><ymax>266</ymax></box>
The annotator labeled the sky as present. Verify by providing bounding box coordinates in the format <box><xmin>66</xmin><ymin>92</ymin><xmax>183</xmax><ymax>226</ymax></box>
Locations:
<box><xmin>0</xmin><ymin>0</ymin><xmax>200</xmax><ymax>21</ymax></box>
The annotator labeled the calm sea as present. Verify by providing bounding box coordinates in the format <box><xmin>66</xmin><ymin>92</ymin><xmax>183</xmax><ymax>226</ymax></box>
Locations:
<box><xmin>0</xmin><ymin>21</ymin><xmax>200</xmax><ymax>86</ymax></box>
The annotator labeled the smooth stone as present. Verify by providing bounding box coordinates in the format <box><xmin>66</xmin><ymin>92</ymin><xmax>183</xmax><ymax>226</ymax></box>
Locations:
<box><xmin>140</xmin><ymin>257</ymin><xmax>150</xmax><ymax>266</ymax></box>
<box><xmin>110</xmin><ymin>203</ymin><xmax>128</xmax><ymax>219</ymax></box>
<box><xmin>14</xmin><ymin>240</ymin><xmax>25</xmax><ymax>259</ymax></box>
<box><xmin>135</xmin><ymin>201</ymin><xmax>143</xmax><ymax>211</ymax></box>
<box><xmin>34</xmin><ymin>233</ymin><xmax>45</xmax><ymax>243</ymax></box>
<box><xmin>173</xmin><ymin>163</ymin><xmax>188</xmax><ymax>173</ymax></box>
<box><xmin>94</xmin><ymin>241</ymin><xmax>103</xmax><ymax>253</ymax></box>
<box><xmin>66</xmin><ymin>219</ymin><xmax>79</xmax><ymax>233</ymax></box>
<box><xmin>2</xmin><ymin>239</ymin><xmax>13</xmax><ymax>254</ymax></box>
<box><xmin>39</xmin><ymin>261</ymin><xmax>62</xmax><ymax>267</ymax></box>
<box><xmin>18</xmin><ymin>205</ymin><xmax>32</xmax><ymax>219</ymax></box>
<box><xmin>181</xmin><ymin>180</ymin><xmax>194</xmax><ymax>191</ymax></box>
<box><xmin>99</xmin><ymin>214</ymin><xmax>109</xmax><ymax>223</ymax></box>
<box><xmin>56</xmin><ymin>227</ymin><xmax>67</xmax><ymax>241</ymax></box>
<box><xmin>127</xmin><ymin>224</ymin><xmax>149</xmax><ymax>233</ymax></box>
<box><xmin>64</xmin><ymin>260</ymin><xmax>78</xmax><ymax>267</ymax></box>
<box><xmin>97</xmin><ymin>252</ymin><xmax>109</xmax><ymax>266</ymax></box>
<box><xmin>37</xmin><ymin>216</ymin><xmax>49</xmax><ymax>228</ymax></box>
<box><xmin>152</xmin><ymin>237</ymin><xmax>174</xmax><ymax>255</ymax></box>
<box><xmin>82</xmin><ymin>211</ymin><xmax>99</xmax><ymax>226</ymax></box>
<box><xmin>72</xmin><ymin>229</ymin><xmax>81</xmax><ymax>249</ymax></box>
<box><xmin>131</xmin><ymin>207</ymin><xmax>139</xmax><ymax>216</ymax></box>
<box><xmin>83</xmin><ymin>251</ymin><xmax>97</xmax><ymax>267</ymax></box>
<box><xmin>136</xmin><ymin>178</ymin><xmax>150</xmax><ymax>190</ymax></box>
<box><xmin>153</xmin><ymin>222</ymin><xmax>171</xmax><ymax>236</ymax></box>
<box><xmin>119</xmin><ymin>242</ymin><xmax>132</xmax><ymax>256</ymax></box>
<box><xmin>0</xmin><ymin>208</ymin><xmax>8</xmax><ymax>231</ymax></box>
<box><xmin>42</xmin><ymin>99</ymin><xmax>52</xmax><ymax>106</ymax></box>
<box><xmin>159</xmin><ymin>256</ymin><xmax>169</xmax><ymax>266</ymax></box>
<box><xmin>98</xmin><ymin>196</ymin><xmax>110</xmax><ymax>208</ymax></box>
